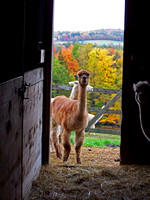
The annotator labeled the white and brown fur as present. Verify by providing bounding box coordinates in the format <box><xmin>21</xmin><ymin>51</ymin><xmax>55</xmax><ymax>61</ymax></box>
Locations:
<box><xmin>133</xmin><ymin>81</ymin><xmax>150</xmax><ymax>142</ymax></box>
<box><xmin>51</xmin><ymin>70</ymin><xmax>92</xmax><ymax>164</ymax></box>
<box><xmin>50</xmin><ymin>81</ymin><xmax>93</xmax><ymax>152</ymax></box>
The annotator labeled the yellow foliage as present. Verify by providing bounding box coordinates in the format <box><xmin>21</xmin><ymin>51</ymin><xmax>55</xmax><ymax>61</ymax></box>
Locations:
<box><xmin>86</xmin><ymin>48</ymin><xmax>117</xmax><ymax>89</ymax></box>
<box><xmin>100</xmin><ymin>114</ymin><xmax>121</xmax><ymax>126</ymax></box>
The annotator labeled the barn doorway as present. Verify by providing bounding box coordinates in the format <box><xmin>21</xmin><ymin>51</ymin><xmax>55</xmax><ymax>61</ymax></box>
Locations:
<box><xmin>50</xmin><ymin>0</ymin><xmax>124</xmax><ymax>164</ymax></box>
<box><xmin>29</xmin><ymin>0</ymin><xmax>150</xmax><ymax>199</ymax></box>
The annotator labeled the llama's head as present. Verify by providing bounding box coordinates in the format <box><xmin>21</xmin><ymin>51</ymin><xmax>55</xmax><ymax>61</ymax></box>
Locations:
<box><xmin>133</xmin><ymin>81</ymin><xmax>150</xmax><ymax>104</ymax></box>
<box><xmin>69</xmin><ymin>81</ymin><xmax>93</xmax><ymax>91</ymax></box>
<box><xmin>74</xmin><ymin>70</ymin><xmax>92</xmax><ymax>87</ymax></box>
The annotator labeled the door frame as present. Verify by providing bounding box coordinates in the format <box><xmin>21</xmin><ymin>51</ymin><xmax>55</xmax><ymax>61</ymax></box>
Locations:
<box><xmin>42</xmin><ymin>0</ymin><xmax>54</xmax><ymax>164</ymax></box>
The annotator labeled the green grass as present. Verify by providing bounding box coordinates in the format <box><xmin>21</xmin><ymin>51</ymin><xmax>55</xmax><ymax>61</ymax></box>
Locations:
<box><xmin>70</xmin><ymin>132</ymin><xmax>120</xmax><ymax>148</ymax></box>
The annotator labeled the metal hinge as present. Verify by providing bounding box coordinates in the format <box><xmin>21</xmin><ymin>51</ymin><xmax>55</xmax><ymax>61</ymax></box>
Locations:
<box><xmin>38</xmin><ymin>42</ymin><xmax>45</xmax><ymax>64</ymax></box>
<box><xmin>18</xmin><ymin>82</ymin><xmax>30</xmax><ymax>100</ymax></box>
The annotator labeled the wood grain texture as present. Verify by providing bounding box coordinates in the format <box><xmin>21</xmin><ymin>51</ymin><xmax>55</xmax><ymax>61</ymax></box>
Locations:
<box><xmin>23</xmin><ymin>68</ymin><xmax>43</xmax><ymax>198</ymax></box>
<box><xmin>0</xmin><ymin>77</ymin><xmax>23</xmax><ymax>200</ymax></box>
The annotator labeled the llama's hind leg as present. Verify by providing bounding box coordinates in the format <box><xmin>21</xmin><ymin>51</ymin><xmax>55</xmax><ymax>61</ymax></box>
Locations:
<box><xmin>75</xmin><ymin>130</ymin><xmax>85</xmax><ymax>164</ymax></box>
<box><xmin>62</xmin><ymin>130</ymin><xmax>71</xmax><ymax>162</ymax></box>
<box><xmin>50</xmin><ymin>118</ymin><xmax>62</xmax><ymax>159</ymax></box>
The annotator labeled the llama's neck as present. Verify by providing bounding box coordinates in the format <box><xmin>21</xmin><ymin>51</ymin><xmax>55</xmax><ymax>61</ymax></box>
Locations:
<box><xmin>78</xmin><ymin>85</ymin><xmax>87</xmax><ymax>115</ymax></box>
<box><xmin>69</xmin><ymin>86</ymin><xmax>78</xmax><ymax>100</ymax></box>
<box><xmin>138</xmin><ymin>103</ymin><xmax>150</xmax><ymax>141</ymax></box>
<box><xmin>139</xmin><ymin>103</ymin><xmax>149</xmax><ymax>124</ymax></box>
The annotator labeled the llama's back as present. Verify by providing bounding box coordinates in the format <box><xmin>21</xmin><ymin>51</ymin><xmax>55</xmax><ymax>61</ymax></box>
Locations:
<box><xmin>51</xmin><ymin>96</ymin><xmax>78</xmax><ymax>125</ymax></box>
<box><xmin>51</xmin><ymin>95</ymin><xmax>88</xmax><ymax>131</ymax></box>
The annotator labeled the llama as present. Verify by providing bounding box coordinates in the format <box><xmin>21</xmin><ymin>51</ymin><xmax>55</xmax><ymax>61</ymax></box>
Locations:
<box><xmin>133</xmin><ymin>81</ymin><xmax>150</xmax><ymax>142</ymax></box>
<box><xmin>51</xmin><ymin>69</ymin><xmax>92</xmax><ymax>164</ymax></box>
<box><xmin>50</xmin><ymin>81</ymin><xmax>94</xmax><ymax>152</ymax></box>
<box><xmin>69</xmin><ymin>81</ymin><xmax>95</xmax><ymax>130</ymax></box>
<box><xmin>69</xmin><ymin>81</ymin><xmax>93</xmax><ymax>100</ymax></box>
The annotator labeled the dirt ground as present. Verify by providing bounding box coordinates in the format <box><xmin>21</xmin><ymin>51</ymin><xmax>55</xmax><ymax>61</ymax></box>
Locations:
<box><xmin>29</xmin><ymin>146</ymin><xmax>150</xmax><ymax>200</ymax></box>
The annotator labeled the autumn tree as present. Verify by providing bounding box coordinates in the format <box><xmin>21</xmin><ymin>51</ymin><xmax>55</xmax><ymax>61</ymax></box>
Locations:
<box><xmin>52</xmin><ymin>56</ymin><xmax>74</xmax><ymax>97</ymax></box>
<box><xmin>86</xmin><ymin>48</ymin><xmax>123</xmax><ymax>127</ymax></box>
<box><xmin>75</xmin><ymin>43</ymin><xmax>93</xmax><ymax>69</ymax></box>
<box><xmin>86</xmin><ymin>48</ymin><xmax>117</xmax><ymax>88</ymax></box>
<box><xmin>58</xmin><ymin>44</ymin><xmax>79</xmax><ymax>75</ymax></box>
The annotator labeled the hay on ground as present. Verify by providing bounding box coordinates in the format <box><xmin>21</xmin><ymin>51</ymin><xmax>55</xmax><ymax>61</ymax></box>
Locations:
<box><xmin>29</xmin><ymin>146</ymin><xmax>150</xmax><ymax>200</ymax></box>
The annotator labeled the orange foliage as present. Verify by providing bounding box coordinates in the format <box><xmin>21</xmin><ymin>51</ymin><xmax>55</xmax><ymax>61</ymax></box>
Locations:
<box><xmin>59</xmin><ymin>44</ymin><xmax>79</xmax><ymax>74</ymax></box>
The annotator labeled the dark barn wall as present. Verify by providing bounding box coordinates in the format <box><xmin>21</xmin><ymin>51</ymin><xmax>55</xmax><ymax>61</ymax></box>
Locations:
<box><xmin>1</xmin><ymin>1</ymin><xmax>24</xmax><ymax>83</ymax></box>
<box><xmin>24</xmin><ymin>0</ymin><xmax>44</xmax><ymax>71</ymax></box>
<box><xmin>1</xmin><ymin>0</ymin><xmax>45</xmax><ymax>83</ymax></box>
<box><xmin>0</xmin><ymin>0</ymin><xmax>53</xmax><ymax>199</ymax></box>
<box><xmin>121</xmin><ymin>0</ymin><xmax>150</xmax><ymax>164</ymax></box>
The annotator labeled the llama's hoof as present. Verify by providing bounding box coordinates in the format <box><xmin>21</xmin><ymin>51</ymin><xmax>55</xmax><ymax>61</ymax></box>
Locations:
<box><xmin>63</xmin><ymin>158</ymin><xmax>67</xmax><ymax>162</ymax></box>
<box><xmin>56</xmin><ymin>152</ymin><xmax>62</xmax><ymax>159</ymax></box>
<box><xmin>77</xmin><ymin>159</ymin><xmax>81</xmax><ymax>164</ymax></box>
<box><xmin>63</xmin><ymin>156</ymin><xmax>68</xmax><ymax>162</ymax></box>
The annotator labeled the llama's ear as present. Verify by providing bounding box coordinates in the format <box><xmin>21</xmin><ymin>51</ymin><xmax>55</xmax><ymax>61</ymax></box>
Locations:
<box><xmin>133</xmin><ymin>83</ymin><xmax>136</xmax><ymax>91</ymax></box>
<box><xmin>87</xmin><ymin>72</ymin><xmax>93</xmax><ymax>76</ymax></box>
<box><xmin>68</xmin><ymin>81</ymin><xmax>73</xmax><ymax>86</ymax></box>
<box><xmin>146</xmin><ymin>80</ymin><xmax>150</xmax><ymax>85</ymax></box>
<box><xmin>74</xmin><ymin>81</ymin><xmax>78</xmax><ymax>85</ymax></box>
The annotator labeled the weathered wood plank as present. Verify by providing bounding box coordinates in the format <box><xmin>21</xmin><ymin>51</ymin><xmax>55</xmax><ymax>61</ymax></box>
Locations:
<box><xmin>91</xmin><ymin>87</ymin><xmax>120</xmax><ymax>94</ymax></box>
<box><xmin>23</xmin><ymin>142</ymin><xmax>41</xmax><ymax>181</ymax></box>
<box><xmin>52</xmin><ymin>85</ymin><xmax>72</xmax><ymax>91</ymax></box>
<box><xmin>23</xmin><ymin>116</ymin><xmax>42</xmax><ymax>151</ymax></box>
<box><xmin>86</xmin><ymin>90</ymin><xmax>122</xmax><ymax>131</ymax></box>
<box><xmin>23</xmin><ymin>154</ymin><xmax>41</xmax><ymax>199</ymax></box>
<box><xmin>0</xmin><ymin>127</ymin><xmax>22</xmax><ymax>183</ymax></box>
<box><xmin>24</xmin><ymin>67</ymin><xmax>44</xmax><ymax>86</ymax></box>
<box><xmin>0</xmin><ymin>77</ymin><xmax>22</xmax><ymax>200</ymax></box>
<box><xmin>23</xmin><ymin>69</ymin><xmax>43</xmax><ymax>199</ymax></box>
<box><xmin>52</xmin><ymin>85</ymin><xmax>120</xmax><ymax>94</ymax></box>
<box><xmin>23</xmin><ymin>82</ymin><xmax>43</xmax><ymax>136</ymax></box>
<box><xmin>23</xmin><ymin>82</ymin><xmax>43</xmax><ymax>116</ymax></box>
<box><xmin>0</xmin><ymin>76</ymin><xmax>22</xmax><ymax>105</ymax></box>
<box><xmin>88</xmin><ymin>107</ymin><xmax>121</xmax><ymax>114</ymax></box>
<box><xmin>0</xmin><ymin>165</ymin><xmax>22</xmax><ymax>200</ymax></box>
<box><xmin>86</xmin><ymin>128</ymin><xmax>121</xmax><ymax>135</ymax></box>
<box><xmin>23</xmin><ymin>125</ymin><xmax>42</xmax><ymax>178</ymax></box>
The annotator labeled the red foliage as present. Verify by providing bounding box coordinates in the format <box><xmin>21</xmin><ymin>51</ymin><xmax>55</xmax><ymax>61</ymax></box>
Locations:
<box><xmin>58</xmin><ymin>44</ymin><xmax>79</xmax><ymax>74</ymax></box>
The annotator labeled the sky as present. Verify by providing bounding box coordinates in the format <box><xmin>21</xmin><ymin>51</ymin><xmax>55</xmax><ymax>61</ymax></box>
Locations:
<box><xmin>54</xmin><ymin>0</ymin><xmax>125</xmax><ymax>32</ymax></box>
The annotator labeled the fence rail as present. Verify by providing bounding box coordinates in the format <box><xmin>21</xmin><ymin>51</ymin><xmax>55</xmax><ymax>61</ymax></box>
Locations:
<box><xmin>52</xmin><ymin>85</ymin><xmax>122</xmax><ymax>135</ymax></box>
<box><xmin>52</xmin><ymin>85</ymin><xmax>120</xmax><ymax>94</ymax></box>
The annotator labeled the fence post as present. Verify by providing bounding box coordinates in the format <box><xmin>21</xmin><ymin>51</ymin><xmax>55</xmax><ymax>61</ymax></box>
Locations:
<box><xmin>86</xmin><ymin>90</ymin><xmax>122</xmax><ymax>132</ymax></box>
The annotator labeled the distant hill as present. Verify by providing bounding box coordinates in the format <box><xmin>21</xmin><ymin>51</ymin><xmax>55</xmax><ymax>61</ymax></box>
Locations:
<box><xmin>54</xmin><ymin>29</ymin><xmax>124</xmax><ymax>42</ymax></box>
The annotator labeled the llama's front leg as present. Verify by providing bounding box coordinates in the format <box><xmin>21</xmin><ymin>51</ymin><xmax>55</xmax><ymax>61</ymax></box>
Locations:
<box><xmin>62</xmin><ymin>130</ymin><xmax>71</xmax><ymax>162</ymax></box>
<box><xmin>50</xmin><ymin>118</ymin><xmax>62</xmax><ymax>159</ymax></box>
<box><xmin>51</xmin><ymin>132</ymin><xmax>62</xmax><ymax>159</ymax></box>
<box><xmin>75</xmin><ymin>130</ymin><xmax>85</xmax><ymax>164</ymax></box>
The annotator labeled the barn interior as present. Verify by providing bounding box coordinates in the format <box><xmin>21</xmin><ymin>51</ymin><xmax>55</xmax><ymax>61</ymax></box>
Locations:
<box><xmin>0</xmin><ymin>0</ymin><xmax>150</xmax><ymax>199</ymax></box>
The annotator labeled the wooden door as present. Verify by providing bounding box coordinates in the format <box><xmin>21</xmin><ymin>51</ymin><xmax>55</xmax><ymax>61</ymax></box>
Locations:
<box><xmin>22</xmin><ymin>68</ymin><xmax>43</xmax><ymax>198</ymax></box>
<box><xmin>0</xmin><ymin>0</ymin><xmax>53</xmax><ymax>198</ymax></box>
<box><xmin>0</xmin><ymin>77</ymin><xmax>23</xmax><ymax>200</ymax></box>
<box><xmin>0</xmin><ymin>68</ymin><xmax>44</xmax><ymax>200</ymax></box>
<box><xmin>120</xmin><ymin>0</ymin><xmax>150</xmax><ymax>165</ymax></box>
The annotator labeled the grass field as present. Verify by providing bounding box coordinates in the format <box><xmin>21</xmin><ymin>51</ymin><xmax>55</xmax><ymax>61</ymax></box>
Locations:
<box><xmin>70</xmin><ymin>132</ymin><xmax>120</xmax><ymax>148</ymax></box>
